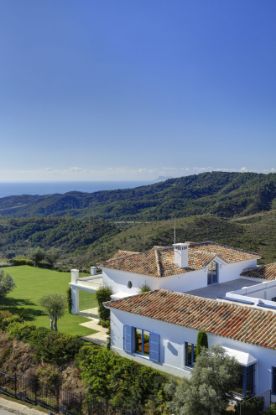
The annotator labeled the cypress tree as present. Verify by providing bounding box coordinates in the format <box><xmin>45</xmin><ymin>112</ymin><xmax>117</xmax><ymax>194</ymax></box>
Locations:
<box><xmin>196</xmin><ymin>331</ymin><xmax>208</xmax><ymax>357</ymax></box>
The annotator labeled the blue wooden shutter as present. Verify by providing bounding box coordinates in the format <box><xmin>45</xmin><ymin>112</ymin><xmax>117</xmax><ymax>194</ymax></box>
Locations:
<box><xmin>123</xmin><ymin>325</ymin><xmax>134</xmax><ymax>354</ymax></box>
<box><xmin>149</xmin><ymin>332</ymin><xmax>160</xmax><ymax>363</ymax></box>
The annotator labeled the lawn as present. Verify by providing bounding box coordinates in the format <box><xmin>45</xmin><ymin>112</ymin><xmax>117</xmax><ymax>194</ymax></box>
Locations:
<box><xmin>1</xmin><ymin>266</ymin><xmax>98</xmax><ymax>336</ymax></box>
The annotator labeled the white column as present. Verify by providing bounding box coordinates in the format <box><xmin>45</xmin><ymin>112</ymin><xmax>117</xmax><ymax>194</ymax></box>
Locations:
<box><xmin>71</xmin><ymin>286</ymin><xmax>79</xmax><ymax>314</ymax></box>
<box><xmin>71</xmin><ymin>268</ymin><xmax>79</xmax><ymax>283</ymax></box>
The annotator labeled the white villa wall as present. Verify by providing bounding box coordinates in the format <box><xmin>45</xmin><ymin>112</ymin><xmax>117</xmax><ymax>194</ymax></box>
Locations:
<box><xmin>110</xmin><ymin>308</ymin><xmax>276</xmax><ymax>401</ymax></box>
<box><xmin>103</xmin><ymin>259</ymin><xmax>258</xmax><ymax>297</ymax></box>
<box><xmin>218</xmin><ymin>259</ymin><xmax>257</xmax><ymax>284</ymax></box>
<box><xmin>158</xmin><ymin>269</ymin><xmax>207</xmax><ymax>292</ymax></box>
<box><xmin>102</xmin><ymin>268</ymin><xmax>160</xmax><ymax>296</ymax></box>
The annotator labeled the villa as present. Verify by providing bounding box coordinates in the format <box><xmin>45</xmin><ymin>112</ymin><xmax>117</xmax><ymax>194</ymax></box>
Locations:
<box><xmin>70</xmin><ymin>241</ymin><xmax>276</xmax><ymax>403</ymax></box>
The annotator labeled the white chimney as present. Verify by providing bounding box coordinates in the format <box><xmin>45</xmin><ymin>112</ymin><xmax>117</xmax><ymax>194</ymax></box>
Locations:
<box><xmin>173</xmin><ymin>243</ymin><xmax>189</xmax><ymax>268</ymax></box>
<box><xmin>90</xmin><ymin>266</ymin><xmax>97</xmax><ymax>276</ymax></box>
<box><xmin>71</xmin><ymin>269</ymin><xmax>79</xmax><ymax>283</ymax></box>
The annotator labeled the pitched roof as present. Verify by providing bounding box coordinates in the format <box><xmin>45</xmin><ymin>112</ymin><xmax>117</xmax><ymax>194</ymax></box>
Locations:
<box><xmin>241</xmin><ymin>263</ymin><xmax>276</xmax><ymax>281</ymax></box>
<box><xmin>106</xmin><ymin>290</ymin><xmax>276</xmax><ymax>350</ymax></box>
<box><xmin>103</xmin><ymin>242</ymin><xmax>259</xmax><ymax>277</ymax></box>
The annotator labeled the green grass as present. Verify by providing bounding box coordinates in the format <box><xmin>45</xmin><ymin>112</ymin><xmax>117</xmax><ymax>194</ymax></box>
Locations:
<box><xmin>1</xmin><ymin>265</ymin><xmax>98</xmax><ymax>336</ymax></box>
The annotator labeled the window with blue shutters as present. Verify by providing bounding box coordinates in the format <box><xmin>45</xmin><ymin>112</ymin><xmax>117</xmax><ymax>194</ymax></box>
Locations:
<box><xmin>272</xmin><ymin>367</ymin><xmax>276</xmax><ymax>395</ymax></box>
<box><xmin>124</xmin><ymin>326</ymin><xmax>160</xmax><ymax>363</ymax></box>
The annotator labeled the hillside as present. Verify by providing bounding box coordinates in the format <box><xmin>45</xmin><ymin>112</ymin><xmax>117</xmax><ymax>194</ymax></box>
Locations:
<box><xmin>1</xmin><ymin>211</ymin><xmax>275</xmax><ymax>270</ymax></box>
<box><xmin>0</xmin><ymin>172</ymin><xmax>275</xmax><ymax>220</ymax></box>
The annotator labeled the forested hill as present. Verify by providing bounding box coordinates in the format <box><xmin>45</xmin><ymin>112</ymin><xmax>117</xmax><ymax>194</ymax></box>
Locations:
<box><xmin>0</xmin><ymin>172</ymin><xmax>275</xmax><ymax>220</ymax></box>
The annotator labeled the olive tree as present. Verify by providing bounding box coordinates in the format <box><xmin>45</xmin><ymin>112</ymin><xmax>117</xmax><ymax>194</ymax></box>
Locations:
<box><xmin>0</xmin><ymin>270</ymin><xmax>15</xmax><ymax>298</ymax></box>
<box><xmin>169</xmin><ymin>345</ymin><xmax>239</xmax><ymax>415</ymax></box>
<box><xmin>40</xmin><ymin>294</ymin><xmax>66</xmax><ymax>331</ymax></box>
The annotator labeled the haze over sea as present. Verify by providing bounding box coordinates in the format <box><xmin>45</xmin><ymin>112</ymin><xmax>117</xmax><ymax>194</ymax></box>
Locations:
<box><xmin>0</xmin><ymin>181</ymin><xmax>151</xmax><ymax>198</ymax></box>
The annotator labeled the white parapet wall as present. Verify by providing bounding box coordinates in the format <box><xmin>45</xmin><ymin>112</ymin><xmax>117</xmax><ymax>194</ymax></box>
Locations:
<box><xmin>225</xmin><ymin>279</ymin><xmax>276</xmax><ymax>310</ymax></box>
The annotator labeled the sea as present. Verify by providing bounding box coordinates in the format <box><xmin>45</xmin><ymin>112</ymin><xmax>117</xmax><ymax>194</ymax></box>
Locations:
<box><xmin>0</xmin><ymin>181</ymin><xmax>151</xmax><ymax>198</ymax></box>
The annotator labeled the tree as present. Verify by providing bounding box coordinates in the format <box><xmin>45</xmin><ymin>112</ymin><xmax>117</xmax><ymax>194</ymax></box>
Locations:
<box><xmin>96</xmin><ymin>286</ymin><xmax>112</xmax><ymax>324</ymax></box>
<box><xmin>45</xmin><ymin>248</ymin><xmax>60</xmax><ymax>268</ymax></box>
<box><xmin>40</xmin><ymin>294</ymin><xmax>66</xmax><ymax>331</ymax></box>
<box><xmin>195</xmin><ymin>331</ymin><xmax>208</xmax><ymax>357</ymax></box>
<box><xmin>0</xmin><ymin>270</ymin><xmax>15</xmax><ymax>298</ymax></box>
<box><xmin>169</xmin><ymin>345</ymin><xmax>239</xmax><ymax>415</ymax></box>
<box><xmin>31</xmin><ymin>248</ymin><xmax>45</xmax><ymax>266</ymax></box>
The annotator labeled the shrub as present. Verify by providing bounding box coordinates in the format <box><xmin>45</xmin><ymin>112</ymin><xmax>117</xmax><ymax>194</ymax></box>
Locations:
<box><xmin>28</xmin><ymin>327</ymin><xmax>83</xmax><ymax>366</ymax></box>
<box><xmin>37</xmin><ymin>364</ymin><xmax>62</xmax><ymax>395</ymax></box>
<box><xmin>235</xmin><ymin>396</ymin><xmax>264</xmax><ymax>415</ymax></box>
<box><xmin>67</xmin><ymin>287</ymin><xmax>72</xmax><ymax>314</ymax></box>
<box><xmin>77</xmin><ymin>344</ymin><xmax>169</xmax><ymax>414</ymax></box>
<box><xmin>195</xmin><ymin>331</ymin><xmax>208</xmax><ymax>357</ymax></box>
<box><xmin>7</xmin><ymin>322</ymin><xmax>37</xmax><ymax>341</ymax></box>
<box><xmin>140</xmin><ymin>283</ymin><xmax>151</xmax><ymax>293</ymax></box>
<box><xmin>10</xmin><ymin>256</ymin><xmax>33</xmax><ymax>266</ymax></box>
<box><xmin>0</xmin><ymin>311</ymin><xmax>22</xmax><ymax>331</ymax></box>
<box><xmin>96</xmin><ymin>286</ymin><xmax>112</xmax><ymax>322</ymax></box>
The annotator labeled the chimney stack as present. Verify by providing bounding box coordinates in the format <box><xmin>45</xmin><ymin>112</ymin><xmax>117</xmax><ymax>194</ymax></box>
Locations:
<box><xmin>173</xmin><ymin>243</ymin><xmax>189</xmax><ymax>268</ymax></box>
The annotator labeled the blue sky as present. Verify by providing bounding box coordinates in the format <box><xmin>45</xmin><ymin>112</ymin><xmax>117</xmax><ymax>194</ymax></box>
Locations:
<box><xmin>0</xmin><ymin>0</ymin><xmax>275</xmax><ymax>181</ymax></box>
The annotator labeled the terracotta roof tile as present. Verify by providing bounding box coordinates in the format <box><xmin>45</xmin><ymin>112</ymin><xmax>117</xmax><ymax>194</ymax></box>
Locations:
<box><xmin>106</xmin><ymin>290</ymin><xmax>276</xmax><ymax>350</ymax></box>
<box><xmin>103</xmin><ymin>242</ymin><xmax>259</xmax><ymax>277</ymax></box>
<box><xmin>241</xmin><ymin>263</ymin><xmax>276</xmax><ymax>281</ymax></box>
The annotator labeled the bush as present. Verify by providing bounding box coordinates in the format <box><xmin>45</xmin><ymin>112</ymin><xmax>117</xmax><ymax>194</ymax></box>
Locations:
<box><xmin>77</xmin><ymin>345</ymin><xmax>169</xmax><ymax>414</ymax></box>
<box><xmin>96</xmin><ymin>286</ymin><xmax>112</xmax><ymax>322</ymax></box>
<box><xmin>0</xmin><ymin>311</ymin><xmax>22</xmax><ymax>331</ymax></box>
<box><xmin>195</xmin><ymin>331</ymin><xmax>208</xmax><ymax>357</ymax></box>
<box><xmin>235</xmin><ymin>396</ymin><xmax>264</xmax><ymax>415</ymax></box>
<box><xmin>28</xmin><ymin>327</ymin><xmax>83</xmax><ymax>366</ymax></box>
<box><xmin>7</xmin><ymin>322</ymin><xmax>37</xmax><ymax>341</ymax></box>
<box><xmin>10</xmin><ymin>256</ymin><xmax>33</xmax><ymax>266</ymax></box>
<box><xmin>140</xmin><ymin>283</ymin><xmax>151</xmax><ymax>293</ymax></box>
<box><xmin>67</xmin><ymin>287</ymin><xmax>72</xmax><ymax>314</ymax></box>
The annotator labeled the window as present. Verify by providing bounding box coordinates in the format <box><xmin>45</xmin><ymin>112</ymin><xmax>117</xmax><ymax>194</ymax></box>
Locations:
<box><xmin>185</xmin><ymin>342</ymin><xmax>196</xmax><ymax>367</ymax></box>
<box><xmin>208</xmin><ymin>261</ymin><xmax>219</xmax><ymax>285</ymax></box>
<box><xmin>272</xmin><ymin>367</ymin><xmax>276</xmax><ymax>395</ymax></box>
<box><xmin>234</xmin><ymin>365</ymin><xmax>255</xmax><ymax>397</ymax></box>
<box><xmin>135</xmin><ymin>329</ymin><xmax>150</xmax><ymax>356</ymax></box>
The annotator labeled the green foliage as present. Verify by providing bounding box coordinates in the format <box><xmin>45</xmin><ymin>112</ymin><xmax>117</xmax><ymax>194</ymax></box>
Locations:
<box><xmin>195</xmin><ymin>331</ymin><xmax>208</xmax><ymax>357</ymax></box>
<box><xmin>67</xmin><ymin>287</ymin><xmax>72</xmax><ymax>314</ymax></box>
<box><xmin>7</xmin><ymin>322</ymin><xmax>37</xmax><ymax>341</ymax></box>
<box><xmin>0</xmin><ymin>310</ymin><xmax>22</xmax><ymax>331</ymax></box>
<box><xmin>10</xmin><ymin>256</ymin><xmax>33</xmax><ymax>266</ymax></box>
<box><xmin>40</xmin><ymin>294</ymin><xmax>66</xmax><ymax>331</ymax></box>
<box><xmin>0</xmin><ymin>269</ymin><xmax>15</xmax><ymax>298</ymax></box>
<box><xmin>77</xmin><ymin>345</ymin><xmax>170</xmax><ymax>414</ymax></box>
<box><xmin>28</xmin><ymin>326</ymin><xmax>83</xmax><ymax>365</ymax></box>
<box><xmin>96</xmin><ymin>286</ymin><xmax>112</xmax><ymax>323</ymax></box>
<box><xmin>31</xmin><ymin>247</ymin><xmax>46</xmax><ymax>266</ymax></box>
<box><xmin>264</xmin><ymin>403</ymin><xmax>276</xmax><ymax>415</ymax></box>
<box><xmin>169</xmin><ymin>345</ymin><xmax>239</xmax><ymax>415</ymax></box>
<box><xmin>140</xmin><ymin>283</ymin><xmax>151</xmax><ymax>293</ymax></box>
<box><xmin>235</xmin><ymin>397</ymin><xmax>264</xmax><ymax>415</ymax></box>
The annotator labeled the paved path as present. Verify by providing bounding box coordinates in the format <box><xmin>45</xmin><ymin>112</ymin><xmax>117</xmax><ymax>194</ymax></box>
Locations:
<box><xmin>0</xmin><ymin>397</ymin><xmax>46</xmax><ymax>415</ymax></box>
<box><xmin>80</xmin><ymin>314</ymin><xmax>108</xmax><ymax>345</ymax></box>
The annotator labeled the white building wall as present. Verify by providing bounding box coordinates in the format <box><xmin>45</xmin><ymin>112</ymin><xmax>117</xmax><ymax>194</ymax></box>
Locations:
<box><xmin>103</xmin><ymin>259</ymin><xmax>258</xmax><ymax>297</ymax></box>
<box><xmin>102</xmin><ymin>268</ymin><xmax>160</xmax><ymax>296</ymax></box>
<box><xmin>110</xmin><ymin>308</ymin><xmax>276</xmax><ymax>400</ymax></box>
<box><xmin>218</xmin><ymin>259</ymin><xmax>258</xmax><ymax>284</ymax></box>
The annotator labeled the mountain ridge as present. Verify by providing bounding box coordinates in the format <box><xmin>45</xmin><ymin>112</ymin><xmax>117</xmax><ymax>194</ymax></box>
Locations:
<box><xmin>0</xmin><ymin>171</ymin><xmax>275</xmax><ymax>220</ymax></box>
